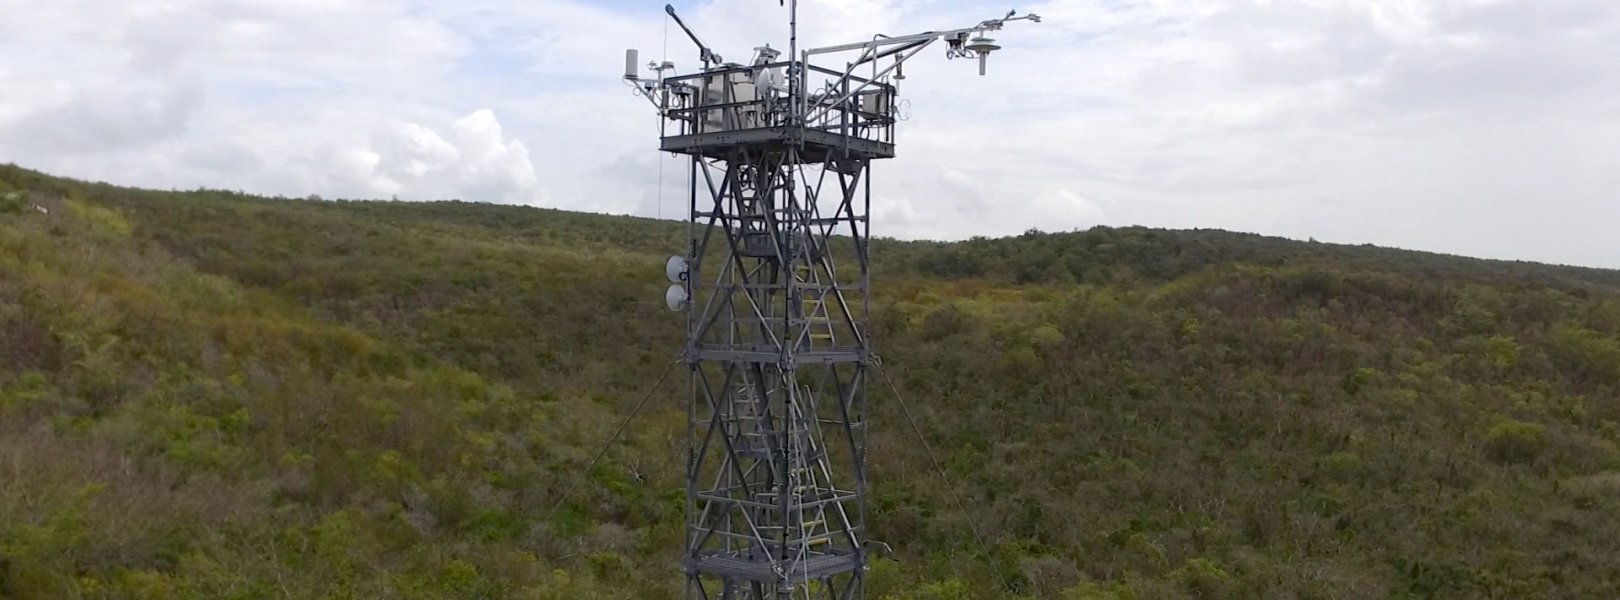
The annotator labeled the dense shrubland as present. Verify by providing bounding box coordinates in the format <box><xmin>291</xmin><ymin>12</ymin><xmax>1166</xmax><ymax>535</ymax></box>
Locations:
<box><xmin>3</xmin><ymin>163</ymin><xmax>1619</xmax><ymax>598</ymax></box>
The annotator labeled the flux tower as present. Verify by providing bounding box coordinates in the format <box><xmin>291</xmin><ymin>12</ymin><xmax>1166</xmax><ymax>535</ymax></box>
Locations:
<box><xmin>627</xmin><ymin>4</ymin><xmax>1039</xmax><ymax>598</ymax></box>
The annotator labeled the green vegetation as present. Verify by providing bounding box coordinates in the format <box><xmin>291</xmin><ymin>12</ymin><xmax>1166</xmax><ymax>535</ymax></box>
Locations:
<box><xmin>3</xmin><ymin>163</ymin><xmax>1620</xmax><ymax>598</ymax></box>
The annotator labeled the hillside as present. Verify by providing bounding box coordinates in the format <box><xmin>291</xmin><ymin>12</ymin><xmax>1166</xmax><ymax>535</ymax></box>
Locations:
<box><xmin>3</xmin><ymin>163</ymin><xmax>1620</xmax><ymax>599</ymax></box>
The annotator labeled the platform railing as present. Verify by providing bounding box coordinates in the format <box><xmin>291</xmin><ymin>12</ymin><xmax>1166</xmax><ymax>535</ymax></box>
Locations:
<box><xmin>660</xmin><ymin>61</ymin><xmax>895</xmax><ymax>147</ymax></box>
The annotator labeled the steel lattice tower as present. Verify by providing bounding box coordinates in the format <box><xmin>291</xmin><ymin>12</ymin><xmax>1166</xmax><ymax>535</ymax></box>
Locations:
<box><xmin>626</xmin><ymin>5</ymin><xmax>1039</xmax><ymax>598</ymax></box>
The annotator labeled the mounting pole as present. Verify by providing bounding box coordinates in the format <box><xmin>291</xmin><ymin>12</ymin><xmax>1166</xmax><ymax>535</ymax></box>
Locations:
<box><xmin>666</xmin><ymin>4</ymin><xmax>720</xmax><ymax>68</ymax></box>
<box><xmin>789</xmin><ymin>0</ymin><xmax>798</xmax><ymax>123</ymax></box>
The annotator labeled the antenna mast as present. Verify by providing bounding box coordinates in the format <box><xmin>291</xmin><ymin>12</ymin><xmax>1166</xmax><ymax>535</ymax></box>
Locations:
<box><xmin>626</xmin><ymin>5</ymin><xmax>1040</xmax><ymax>599</ymax></box>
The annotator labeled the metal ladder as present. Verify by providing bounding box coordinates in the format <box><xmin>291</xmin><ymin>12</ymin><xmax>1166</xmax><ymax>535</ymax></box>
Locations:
<box><xmin>795</xmin><ymin>261</ymin><xmax>835</xmax><ymax>347</ymax></box>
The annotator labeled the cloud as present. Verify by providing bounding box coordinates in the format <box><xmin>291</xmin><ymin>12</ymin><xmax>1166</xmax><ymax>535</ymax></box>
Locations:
<box><xmin>0</xmin><ymin>78</ymin><xmax>204</xmax><ymax>154</ymax></box>
<box><xmin>0</xmin><ymin>0</ymin><xmax>1617</xmax><ymax>268</ymax></box>
<box><xmin>289</xmin><ymin>110</ymin><xmax>541</xmax><ymax>203</ymax></box>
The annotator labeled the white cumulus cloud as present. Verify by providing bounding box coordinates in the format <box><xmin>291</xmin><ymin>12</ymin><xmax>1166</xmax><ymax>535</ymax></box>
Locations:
<box><xmin>292</xmin><ymin>110</ymin><xmax>541</xmax><ymax>203</ymax></box>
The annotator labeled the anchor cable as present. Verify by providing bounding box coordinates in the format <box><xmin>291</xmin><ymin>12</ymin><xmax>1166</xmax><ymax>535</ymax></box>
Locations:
<box><xmin>874</xmin><ymin>356</ymin><xmax>991</xmax><ymax>559</ymax></box>
<box><xmin>543</xmin><ymin>357</ymin><xmax>680</xmax><ymax>525</ymax></box>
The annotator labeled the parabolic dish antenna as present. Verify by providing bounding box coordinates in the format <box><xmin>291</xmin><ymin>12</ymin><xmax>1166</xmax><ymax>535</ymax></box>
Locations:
<box><xmin>666</xmin><ymin>255</ymin><xmax>690</xmax><ymax>283</ymax></box>
<box><xmin>665</xmin><ymin>284</ymin><xmax>690</xmax><ymax>312</ymax></box>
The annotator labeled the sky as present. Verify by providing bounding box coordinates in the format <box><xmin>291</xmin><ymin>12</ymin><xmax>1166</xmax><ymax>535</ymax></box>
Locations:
<box><xmin>1</xmin><ymin>0</ymin><xmax>1617</xmax><ymax>268</ymax></box>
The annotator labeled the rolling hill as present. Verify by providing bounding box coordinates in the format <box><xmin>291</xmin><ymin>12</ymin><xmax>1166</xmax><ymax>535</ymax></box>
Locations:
<box><xmin>3</xmin><ymin>163</ymin><xmax>1619</xmax><ymax>599</ymax></box>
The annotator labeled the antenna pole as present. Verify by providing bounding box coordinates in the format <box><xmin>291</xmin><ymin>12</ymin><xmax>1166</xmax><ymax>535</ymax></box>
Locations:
<box><xmin>789</xmin><ymin>0</ymin><xmax>798</xmax><ymax>124</ymax></box>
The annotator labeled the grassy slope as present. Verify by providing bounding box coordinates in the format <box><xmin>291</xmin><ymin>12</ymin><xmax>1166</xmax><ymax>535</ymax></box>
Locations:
<box><xmin>3</xmin><ymin>164</ymin><xmax>1620</xmax><ymax>598</ymax></box>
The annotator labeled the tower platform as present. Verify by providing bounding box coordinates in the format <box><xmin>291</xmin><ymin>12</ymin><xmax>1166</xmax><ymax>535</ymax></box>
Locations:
<box><xmin>683</xmin><ymin>551</ymin><xmax>863</xmax><ymax>584</ymax></box>
<box><xmin>661</xmin><ymin>126</ymin><xmax>894</xmax><ymax>162</ymax></box>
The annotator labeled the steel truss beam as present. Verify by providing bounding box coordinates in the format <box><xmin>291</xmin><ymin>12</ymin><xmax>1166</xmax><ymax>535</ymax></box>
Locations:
<box><xmin>682</xmin><ymin>141</ymin><xmax>872</xmax><ymax>600</ymax></box>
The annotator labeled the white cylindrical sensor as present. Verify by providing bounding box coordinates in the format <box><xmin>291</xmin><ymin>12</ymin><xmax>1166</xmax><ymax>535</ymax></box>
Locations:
<box><xmin>624</xmin><ymin>49</ymin><xmax>640</xmax><ymax>80</ymax></box>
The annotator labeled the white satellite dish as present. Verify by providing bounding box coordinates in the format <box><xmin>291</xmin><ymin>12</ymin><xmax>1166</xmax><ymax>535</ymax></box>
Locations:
<box><xmin>665</xmin><ymin>284</ymin><xmax>690</xmax><ymax>312</ymax></box>
<box><xmin>666</xmin><ymin>255</ymin><xmax>690</xmax><ymax>283</ymax></box>
<box><xmin>753</xmin><ymin>66</ymin><xmax>786</xmax><ymax>96</ymax></box>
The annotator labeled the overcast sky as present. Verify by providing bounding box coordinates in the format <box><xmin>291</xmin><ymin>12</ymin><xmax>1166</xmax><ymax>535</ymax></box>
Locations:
<box><xmin>2</xmin><ymin>0</ymin><xmax>1617</xmax><ymax>268</ymax></box>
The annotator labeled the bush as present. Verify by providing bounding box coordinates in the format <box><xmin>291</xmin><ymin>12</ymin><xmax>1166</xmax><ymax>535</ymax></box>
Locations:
<box><xmin>1483</xmin><ymin>334</ymin><xmax>1520</xmax><ymax>370</ymax></box>
<box><xmin>1173</xmin><ymin>558</ymin><xmax>1234</xmax><ymax>598</ymax></box>
<box><xmin>1486</xmin><ymin>419</ymin><xmax>1547</xmax><ymax>464</ymax></box>
<box><xmin>0</xmin><ymin>191</ymin><xmax>25</xmax><ymax>214</ymax></box>
<box><xmin>1062</xmin><ymin>581</ymin><xmax>1138</xmax><ymax>600</ymax></box>
<box><xmin>1319</xmin><ymin>451</ymin><xmax>1366</xmax><ymax>482</ymax></box>
<box><xmin>1549</xmin><ymin>323</ymin><xmax>1620</xmax><ymax>384</ymax></box>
